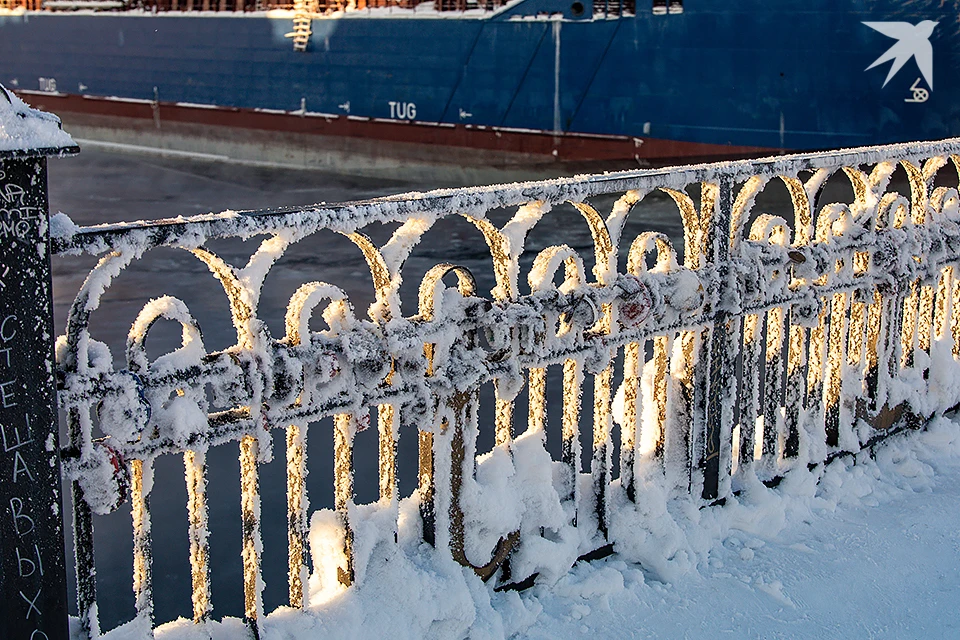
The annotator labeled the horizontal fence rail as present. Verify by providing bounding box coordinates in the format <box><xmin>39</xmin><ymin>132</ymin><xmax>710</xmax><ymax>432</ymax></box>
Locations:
<box><xmin>51</xmin><ymin>138</ymin><xmax>960</xmax><ymax>638</ymax></box>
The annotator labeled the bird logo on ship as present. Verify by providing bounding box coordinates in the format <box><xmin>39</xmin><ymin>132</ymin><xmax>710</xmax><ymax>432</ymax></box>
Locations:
<box><xmin>863</xmin><ymin>21</ymin><xmax>937</xmax><ymax>103</ymax></box>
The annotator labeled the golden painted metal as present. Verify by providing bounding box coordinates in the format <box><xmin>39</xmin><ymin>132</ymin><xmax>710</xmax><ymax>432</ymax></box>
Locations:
<box><xmin>239</xmin><ymin>435</ymin><xmax>263</xmax><ymax>628</ymax></box>
<box><xmin>285</xmin><ymin>425</ymin><xmax>308</xmax><ymax>608</ymax></box>
<box><xmin>184</xmin><ymin>450</ymin><xmax>212</xmax><ymax>621</ymax></box>
<box><xmin>130</xmin><ymin>458</ymin><xmax>153</xmax><ymax>627</ymax></box>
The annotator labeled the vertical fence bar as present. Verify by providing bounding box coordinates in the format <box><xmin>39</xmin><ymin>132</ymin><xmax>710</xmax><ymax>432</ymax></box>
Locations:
<box><xmin>669</xmin><ymin>331</ymin><xmax>698</xmax><ymax>495</ymax></box>
<box><xmin>783</xmin><ymin>312</ymin><xmax>808</xmax><ymax>461</ymax></box>
<box><xmin>951</xmin><ymin>267</ymin><xmax>960</xmax><ymax>358</ymax></box>
<box><xmin>631</xmin><ymin>335</ymin><xmax>671</xmax><ymax>486</ymax></box>
<box><xmin>591</xmin><ymin>361</ymin><xmax>614</xmax><ymax>537</ymax></box>
<box><xmin>378</xmin><ymin>404</ymin><xmax>398</xmax><ymax>504</ymax></box>
<box><xmin>420</xmin><ymin>342</ymin><xmax>437</xmax><ymax>548</ymax></box>
<box><xmin>760</xmin><ymin>306</ymin><xmax>788</xmax><ymax>477</ymax></box>
<box><xmin>561</xmin><ymin>358</ymin><xmax>582</xmax><ymax>512</ymax></box>
<box><xmin>702</xmin><ymin>316</ymin><xmax>740</xmax><ymax>501</ymax></box>
<box><xmin>333</xmin><ymin>414</ymin><xmax>355</xmax><ymax>586</ymax></box>
<box><xmin>805</xmin><ymin>300</ymin><xmax>830</xmax><ymax>460</ymax></box>
<box><xmin>447</xmin><ymin>398</ymin><xmax>469</xmax><ymax>566</ymax></box>
<box><xmin>737</xmin><ymin>314</ymin><xmax>763</xmax><ymax>471</ymax></box>
<box><xmin>528</xmin><ymin>367</ymin><xmax>547</xmax><ymax>436</ymax></box>
<box><xmin>700</xmin><ymin>180</ymin><xmax>736</xmax><ymax>502</ymax></box>
<box><xmin>645</xmin><ymin>336</ymin><xmax>670</xmax><ymax>465</ymax></box>
<box><xmin>917</xmin><ymin>282</ymin><xmax>936</xmax><ymax>380</ymax></box>
<box><xmin>620</xmin><ymin>343</ymin><xmax>641</xmax><ymax>502</ymax></box>
<box><xmin>823</xmin><ymin>292</ymin><xmax>849</xmax><ymax>448</ymax></box>
<box><xmin>184</xmin><ymin>450</ymin><xmax>211</xmax><ymax>622</ymax></box>
<box><xmin>847</xmin><ymin>289</ymin><xmax>868</xmax><ymax>386</ymax></box>
<box><xmin>494</xmin><ymin>387</ymin><xmax>514</xmax><ymax>447</ymax></box>
<box><xmin>591</xmin><ymin>300</ymin><xmax>617</xmax><ymax>537</ymax></box>
<box><xmin>378</xmin><ymin>403</ymin><xmax>398</xmax><ymax>547</ymax></box>
<box><xmin>419</xmin><ymin>427</ymin><xmax>436</xmax><ymax>546</ymax></box>
<box><xmin>846</xmin><ymin>246</ymin><xmax>872</xmax><ymax>436</ymax></box>
<box><xmin>130</xmin><ymin>459</ymin><xmax>154</xmax><ymax>631</ymax></box>
<box><xmin>654</xmin><ymin>335</ymin><xmax>681</xmax><ymax>488</ymax></box>
<box><xmin>900</xmin><ymin>281</ymin><xmax>921</xmax><ymax>371</ymax></box>
<box><xmin>934</xmin><ymin>266</ymin><xmax>954</xmax><ymax>359</ymax></box>
<box><xmin>862</xmin><ymin>287</ymin><xmax>883</xmax><ymax>403</ymax></box>
<box><xmin>848</xmin><ymin>287</ymin><xmax>874</xmax><ymax>443</ymax></box>
<box><xmin>71</xmin><ymin>464</ymin><xmax>98</xmax><ymax>639</ymax></box>
<box><xmin>879</xmin><ymin>286</ymin><xmax>907</xmax><ymax>411</ymax></box>
<box><xmin>285</xmin><ymin>424</ymin><xmax>308</xmax><ymax>609</ymax></box>
<box><xmin>239</xmin><ymin>435</ymin><xmax>263</xmax><ymax>636</ymax></box>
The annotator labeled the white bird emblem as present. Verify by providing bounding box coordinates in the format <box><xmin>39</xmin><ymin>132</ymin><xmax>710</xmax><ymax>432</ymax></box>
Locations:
<box><xmin>863</xmin><ymin>21</ymin><xmax>938</xmax><ymax>89</ymax></box>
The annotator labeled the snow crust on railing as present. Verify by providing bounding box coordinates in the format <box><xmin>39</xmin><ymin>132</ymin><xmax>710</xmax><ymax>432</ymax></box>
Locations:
<box><xmin>0</xmin><ymin>84</ymin><xmax>76</xmax><ymax>154</ymax></box>
<box><xmin>54</xmin><ymin>137</ymin><xmax>960</xmax><ymax>639</ymax></box>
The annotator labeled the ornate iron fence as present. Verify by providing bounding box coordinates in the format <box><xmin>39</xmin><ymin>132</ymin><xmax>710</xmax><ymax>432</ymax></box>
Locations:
<box><xmin>51</xmin><ymin>138</ymin><xmax>960</xmax><ymax>638</ymax></box>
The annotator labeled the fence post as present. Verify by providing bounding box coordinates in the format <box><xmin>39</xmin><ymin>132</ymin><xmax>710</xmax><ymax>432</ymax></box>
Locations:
<box><xmin>700</xmin><ymin>179</ymin><xmax>735</xmax><ymax>502</ymax></box>
<box><xmin>0</xmin><ymin>85</ymin><xmax>78</xmax><ymax>640</ymax></box>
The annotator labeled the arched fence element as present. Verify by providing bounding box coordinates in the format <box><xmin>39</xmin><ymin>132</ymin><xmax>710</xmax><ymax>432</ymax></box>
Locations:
<box><xmin>46</xmin><ymin>138</ymin><xmax>960</xmax><ymax>638</ymax></box>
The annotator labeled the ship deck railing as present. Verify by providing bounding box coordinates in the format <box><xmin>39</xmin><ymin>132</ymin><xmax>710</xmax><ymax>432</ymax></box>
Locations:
<box><xmin>5</xmin><ymin>0</ymin><xmax>648</xmax><ymax>16</ymax></box>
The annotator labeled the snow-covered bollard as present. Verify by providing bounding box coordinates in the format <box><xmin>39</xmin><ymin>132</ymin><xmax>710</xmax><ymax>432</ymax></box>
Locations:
<box><xmin>0</xmin><ymin>84</ymin><xmax>78</xmax><ymax>640</ymax></box>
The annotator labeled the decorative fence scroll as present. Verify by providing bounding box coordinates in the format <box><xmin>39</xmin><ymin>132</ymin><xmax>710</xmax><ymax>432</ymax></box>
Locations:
<box><xmin>51</xmin><ymin>138</ymin><xmax>960</xmax><ymax>638</ymax></box>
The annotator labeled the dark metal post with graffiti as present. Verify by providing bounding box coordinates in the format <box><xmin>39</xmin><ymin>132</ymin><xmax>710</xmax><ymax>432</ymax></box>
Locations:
<box><xmin>0</xmin><ymin>130</ymin><xmax>77</xmax><ymax>640</ymax></box>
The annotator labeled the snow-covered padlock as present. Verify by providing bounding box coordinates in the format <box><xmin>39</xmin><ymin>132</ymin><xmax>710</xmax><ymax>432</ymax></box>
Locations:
<box><xmin>97</xmin><ymin>370</ymin><xmax>151</xmax><ymax>444</ymax></box>
<box><xmin>559</xmin><ymin>291</ymin><xmax>598</xmax><ymax>331</ymax></box>
<box><xmin>314</xmin><ymin>349</ymin><xmax>341</xmax><ymax>382</ymax></box>
<box><xmin>661</xmin><ymin>269</ymin><xmax>704</xmax><ymax>312</ymax></box>
<box><xmin>616</xmin><ymin>273</ymin><xmax>653</xmax><ymax>329</ymax></box>
<box><xmin>76</xmin><ymin>440</ymin><xmax>131</xmax><ymax>515</ymax></box>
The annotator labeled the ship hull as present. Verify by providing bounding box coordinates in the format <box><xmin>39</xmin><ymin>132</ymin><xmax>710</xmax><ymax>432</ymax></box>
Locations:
<box><xmin>1</xmin><ymin>1</ymin><xmax>958</xmax><ymax>164</ymax></box>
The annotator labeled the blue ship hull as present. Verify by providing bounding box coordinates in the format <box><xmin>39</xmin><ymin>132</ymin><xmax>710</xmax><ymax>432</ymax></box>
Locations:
<box><xmin>1</xmin><ymin>0</ymin><xmax>957</xmax><ymax>159</ymax></box>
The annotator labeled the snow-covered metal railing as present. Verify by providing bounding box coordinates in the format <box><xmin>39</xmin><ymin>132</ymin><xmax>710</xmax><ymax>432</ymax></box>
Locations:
<box><xmin>50</xmin><ymin>138</ymin><xmax>960</xmax><ymax>638</ymax></box>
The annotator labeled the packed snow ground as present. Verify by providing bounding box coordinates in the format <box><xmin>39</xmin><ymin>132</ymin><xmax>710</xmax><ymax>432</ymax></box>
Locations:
<box><xmin>89</xmin><ymin>414</ymin><xmax>960</xmax><ymax>640</ymax></box>
<box><xmin>525</xmin><ymin>418</ymin><xmax>960</xmax><ymax>639</ymax></box>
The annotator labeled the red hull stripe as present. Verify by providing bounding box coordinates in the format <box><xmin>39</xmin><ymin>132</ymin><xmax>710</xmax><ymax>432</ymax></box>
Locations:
<box><xmin>18</xmin><ymin>91</ymin><xmax>775</xmax><ymax>163</ymax></box>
